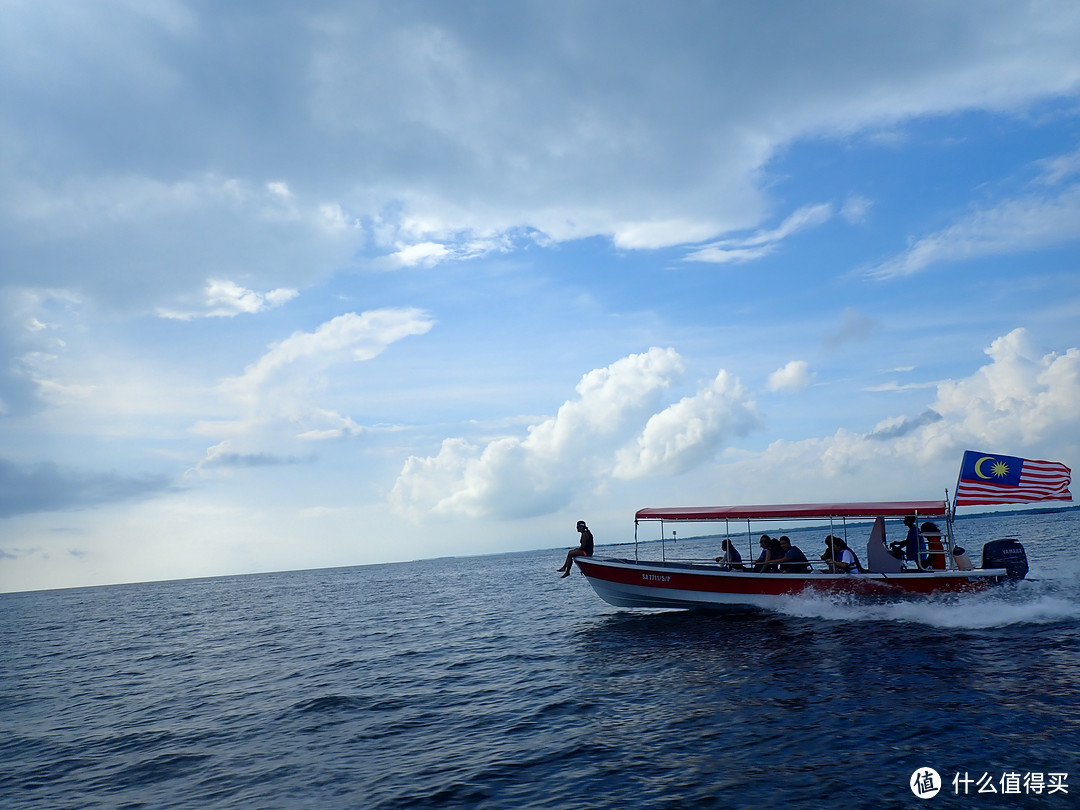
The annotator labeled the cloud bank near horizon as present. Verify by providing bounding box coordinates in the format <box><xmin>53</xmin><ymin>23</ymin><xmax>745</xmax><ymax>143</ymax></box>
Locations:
<box><xmin>391</xmin><ymin>329</ymin><xmax>1080</xmax><ymax>521</ymax></box>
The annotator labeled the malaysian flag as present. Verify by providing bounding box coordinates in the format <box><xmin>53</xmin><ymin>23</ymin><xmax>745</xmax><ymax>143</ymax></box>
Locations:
<box><xmin>954</xmin><ymin>451</ymin><xmax>1072</xmax><ymax>506</ymax></box>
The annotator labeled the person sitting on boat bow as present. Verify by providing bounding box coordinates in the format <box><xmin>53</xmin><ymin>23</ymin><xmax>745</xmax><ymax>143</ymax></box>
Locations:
<box><xmin>558</xmin><ymin>520</ymin><xmax>594</xmax><ymax>577</ymax></box>
<box><xmin>715</xmin><ymin>539</ymin><xmax>743</xmax><ymax>570</ymax></box>
<box><xmin>776</xmin><ymin>536</ymin><xmax>811</xmax><ymax>574</ymax></box>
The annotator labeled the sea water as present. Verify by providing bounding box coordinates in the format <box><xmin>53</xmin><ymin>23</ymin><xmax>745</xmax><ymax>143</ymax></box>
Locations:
<box><xmin>2</xmin><ymin>509</ymin><xmax>1078</xmax><ymax>808</ymax></box>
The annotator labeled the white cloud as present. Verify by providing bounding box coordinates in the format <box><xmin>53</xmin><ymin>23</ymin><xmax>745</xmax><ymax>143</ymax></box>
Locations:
<box><xmin>3</xmin><ymin>2</ymin><xmax>1079</xmax><ymax>310</ymax></box>
<box><xmin>721</xmin><ymin>329</ymin><xmax>1080</xmax><ymax>502</ymax></box>
<box><xmin>684</xmin><ymin>203</ymin><xmax>834</xmax><ymax>264</ymax></box>
<box><xmin>1036</xmin><ymin>145</ymin><xmax>1080</xmax><ymax>185</ymax></box>
<box><xmin>1</xmin><ymin>173</ymin><xmax>364</xmax><ymax>312</ymax></box>
<box><xmin>387</xmin><ymin>242</ymin><xmax>451</xmax><ymax>268</ymax></box>
<box><xmin>841</xmin><ymin>194</ymin><xmax>872</xmax><ymax>224</ymax></box>
<box><xmin>225</xmin><ymin>308</ymin><xmax>435</xmax><ymax>400</ymax></box>
<box><xmin>867</xmin><ymin>183</ymin><xmax>1080</xmax><ymax>279</ymax></box>
<box><xmin>157</xmin><ymin>279</ymin><xmax>298</xmax><ymax>320</ymax></box>
<box><xmin>682</xmin><ymin>245</ymin><xmax>778</xmax><ymax>265</ymax></box>
<box><xmin>191</xmin><ymin>308</ymin><xmax>435</xmax><ymax>464</ymax></box>
<box><xmin>388</xmin><ymin>329</ymin><xmax>1080</xmax><ymax>519</ymax></box>
<box><xmin>767</xmin><ymin>360</ymin><xmax>814</xmax><ymax>393</ymax></box>
<box><xmin>613</xmin><ymin>370</ymin><xmax>760</xmax><ymax>478</ymax></box>
<box><xmin>390</xmin><ymin>348</ymin><xmax>759</xmax><ymax>519</ymax></box>
<box><xmin>613</xmin><ymin>220</ymin><xmax>725</xmax><ymax>250</ymax></box>
<box><xmin>930</xmin><ymin>328</ymin><xmax>1080</xmax><ymax>449</ymax></box>
<box><xmin>864</xmin><ymin>380</ymin><xmax>941</xmax><ymax>393</ymax></box>
<box><xmin>295</xmin><ymin>408</ymin><xmax>367</xmax><ymax>441</ymax></box>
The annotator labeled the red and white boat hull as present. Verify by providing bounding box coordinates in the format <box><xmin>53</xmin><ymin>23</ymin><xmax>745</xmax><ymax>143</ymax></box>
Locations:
<box><xmin>574</xmin><ymin>556</ymin><xmax>1004</xmax><ymax>611</ymax></box>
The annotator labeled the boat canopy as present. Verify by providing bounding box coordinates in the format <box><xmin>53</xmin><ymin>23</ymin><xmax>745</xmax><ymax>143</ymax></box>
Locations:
<box><xmin>635</xmin><ymin>500</ymin><xmax>948</xmax><ymax>522</ymax></box>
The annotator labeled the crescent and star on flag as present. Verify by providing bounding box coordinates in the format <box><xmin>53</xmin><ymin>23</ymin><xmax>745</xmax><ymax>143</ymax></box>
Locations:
<box><xmin>974</xmin><ymin>455</ymin><xmax>1011</xmax><ymax>480</ymax></box>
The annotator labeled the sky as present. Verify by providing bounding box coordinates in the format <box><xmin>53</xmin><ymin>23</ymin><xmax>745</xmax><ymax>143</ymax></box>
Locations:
<box><xmin>2</xmin><ymin>0</ymin><xmax>1079</xmax><ymax>593</ymax></box>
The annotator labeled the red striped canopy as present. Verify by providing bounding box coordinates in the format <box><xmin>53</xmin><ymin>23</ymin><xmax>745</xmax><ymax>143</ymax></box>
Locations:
<box><xmin>635</xmin><ymin>500</ymin><xmax>947</xmax><ymax>521</ymax></box>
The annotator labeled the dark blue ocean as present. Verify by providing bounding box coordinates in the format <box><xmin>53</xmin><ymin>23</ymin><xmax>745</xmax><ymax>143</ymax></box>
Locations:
<box><xmin>3</xmin><ymin>509</ymin><xmax>1079</xmax><ymax>808</ymax></box>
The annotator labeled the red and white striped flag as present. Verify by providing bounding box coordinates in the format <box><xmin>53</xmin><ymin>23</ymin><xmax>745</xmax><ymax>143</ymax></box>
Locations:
<box><xmin>955</xmin><ymin>451</ymin><xmax>1072</xmax><ymax>506</ymax></box>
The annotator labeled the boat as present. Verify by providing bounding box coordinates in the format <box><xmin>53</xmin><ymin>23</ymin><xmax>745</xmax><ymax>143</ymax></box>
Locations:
<box><xmin>572</xmin><ymin>451</ymin><xmax>1071</xmax><ymax>611</ymax></box>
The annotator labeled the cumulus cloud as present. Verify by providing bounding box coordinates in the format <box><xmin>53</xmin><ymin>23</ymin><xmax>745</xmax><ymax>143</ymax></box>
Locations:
<box><xmin>390</xmin><ymin>348</ymin><xmax>760</xmax><ymax>519</ymax></box>
<box><xmin>391</xmin><ymin>328</ymin><xmax>1079</xmax><ymax>519</ymax></box>
<box><xmin>727</xmin><ymin>329</ymin><xmax>1080</xmax><ymax>500</ymax></box>
<box><xmin>766</xmin><ymin>360</ymin><xmax>814</xmax><ymax>393</ymax></box>
<box><xmin>930</xmin><ymin>328</ymin><xmax>1080</xmax><ymax>449</ymax></box>
<box><xmin>614</xmin><ymin>371</ymin><xmax>760</xmax><ymax>479</ymax></box>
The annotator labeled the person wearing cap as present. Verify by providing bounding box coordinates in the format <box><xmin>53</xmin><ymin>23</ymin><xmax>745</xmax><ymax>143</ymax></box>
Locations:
<box><xmin>558</xmin><ymin>520</ymin><xmax>594</xmax><ymax>577</ymax></box>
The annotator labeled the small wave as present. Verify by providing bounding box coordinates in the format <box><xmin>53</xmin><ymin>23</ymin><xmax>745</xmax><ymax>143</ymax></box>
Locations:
<box><xmin>290</xmin><ymin>694</ymin><xmax>365</xmax><ymax>714</ymax></box>
<box><xmin>112</xmin><ymin>752</ymin><xmax>211</xmax><ymax>788</ymax></box>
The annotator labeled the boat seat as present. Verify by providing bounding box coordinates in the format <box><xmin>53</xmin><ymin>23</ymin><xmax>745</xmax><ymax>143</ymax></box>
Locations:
<box><xmin>865</xmin><ymin>516</ymin><xmax>902</xmax><ymax>573</ymax></box>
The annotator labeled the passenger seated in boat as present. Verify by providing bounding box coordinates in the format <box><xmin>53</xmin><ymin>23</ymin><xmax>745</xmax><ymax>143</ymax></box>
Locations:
<box><xmin>831</xmin><ymin>537</ymin><xmax>862</xmax><ymax>574</ymax></box>
<box><xmin>714</xmin><ymin>539</ymin><xmax>744</xmax><ymax>570</ymax></box>
<box><xmin>920</xmin><ymin>521</ymin><xmax>946</xmax><ymax>571</ymax></box>
<box><xmin>903</xmin><ymin>515</ymin><xmax>930</xmax><ymax>569</ymax></box>
<box><xmin>755</xmin><ymin>535</ymin><xmax>783</xmax><ymax>572</ymax></box>
<box><xmin>820</xmin><ymin>535</ymin><xmax>840</xmax><ymax>568</ymax></box>
<box><xmin>776</xmin><ymin>536</ymin><xmax>811</xmax><ymax>573</ymax></box>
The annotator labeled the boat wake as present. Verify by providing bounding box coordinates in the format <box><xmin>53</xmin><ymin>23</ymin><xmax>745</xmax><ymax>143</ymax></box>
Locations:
<box><xmin>771</xmin><ymin>568</ymin><xmax>1080</xmax><ymax>629</ymax></box>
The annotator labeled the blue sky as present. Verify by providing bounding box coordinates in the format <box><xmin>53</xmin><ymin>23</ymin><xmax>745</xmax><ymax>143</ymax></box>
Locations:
<box><xmin>2</xmin><ymin>1</ymin><xmax>1079</xmax><ymax>592</ymax></box>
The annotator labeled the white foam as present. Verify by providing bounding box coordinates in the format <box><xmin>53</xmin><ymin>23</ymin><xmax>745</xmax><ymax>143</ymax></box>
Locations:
<box><xmin>772</xmin><ymin>585</ymin><xmax>1080</xmax><ymax>629</ymax></box>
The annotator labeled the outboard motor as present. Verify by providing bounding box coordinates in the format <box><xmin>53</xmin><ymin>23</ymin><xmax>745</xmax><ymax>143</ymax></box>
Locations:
<box><xmin>981</xmin><ymin>539</ymin><xmax>1029</xmax><ymax>581</ymax></box>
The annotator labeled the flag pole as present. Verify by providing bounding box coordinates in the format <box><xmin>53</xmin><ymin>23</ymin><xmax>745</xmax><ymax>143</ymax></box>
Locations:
<box><xmin>947</xmin><ymin>451</ymin><xmax>970</xmax><ymax>571</ymax></box>
<box><xmin>944</xmin><ymin>486</ymin><xmax>957</xmax><ymax>569</ymax></box>
<box><xmin>952</xmin><ymin>451</ymin><xmax>967</xmax><ymax>516</ymax></box>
